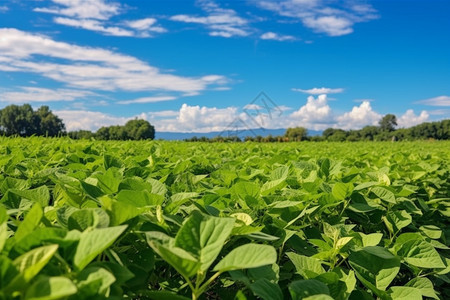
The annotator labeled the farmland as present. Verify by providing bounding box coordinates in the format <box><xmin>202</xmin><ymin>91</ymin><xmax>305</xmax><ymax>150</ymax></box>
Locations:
<box><xmin>0</xmin><ymin>138</ymin><xmax>449</xmax><ymax>300</ymax></box>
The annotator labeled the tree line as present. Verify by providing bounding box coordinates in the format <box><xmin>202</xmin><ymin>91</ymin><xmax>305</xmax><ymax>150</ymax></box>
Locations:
<box><xmin>0</xmin><ymin>104</ymin><xmax>155</xmax><ymax>140</ymax></box>
<box><xmin>185</xmin><ymin>115</ymin><xmax>449</xmax><ymax>142</ymax></box>
<box><xmin>1</xmin><ymin>104</ymin><xmax>448</xmax><ymax>141</ymax></box>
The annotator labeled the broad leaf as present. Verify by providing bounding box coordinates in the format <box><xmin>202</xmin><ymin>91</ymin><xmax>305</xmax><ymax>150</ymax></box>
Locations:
<box><xmin>74</xmin><ymin>225</ymin><xmax>127</xmax><ymax>271</ymax></box>
<box><xmin>213</xmin><ymin>244</ymin><xmax>277</xmax><ymax>272</ymax></box>
<box><xmin>25</xmin><ymin>276</ymin><xmax>77</xmax><ymax>300</ymax></box>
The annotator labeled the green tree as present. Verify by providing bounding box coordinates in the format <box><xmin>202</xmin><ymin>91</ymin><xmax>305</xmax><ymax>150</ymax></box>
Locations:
<box><xmin>123</xmin><ymin>119</ymin><xmax>155</xmax><ymax>140</ymax></box>
<box><xmin>0</xmin><ymin>104</ymin><xmax>38</xmax><ymax>136</ymax></box>
<box><xmin>35</xmin><ymin>106</ymin><xmax>65</xmax><ymax>136</ymax></box>
<box><xmin>285</xmin><ymin>127</ymin><xmax>308</xmax><ymax>141</ymax></box>
<box><xmin>96</xmin><ymin>127</ymin><xmax>110</xmax><ymax>140</ymax></box>
<box><xmin>68</xmin><ymin>130</ymin><xmax>94</xmax><ymax>139</ymax></box>
<box><xmin>379</xmin><ymin>114</ymin><xmax>397</xmax><ymax>131</ymax></box>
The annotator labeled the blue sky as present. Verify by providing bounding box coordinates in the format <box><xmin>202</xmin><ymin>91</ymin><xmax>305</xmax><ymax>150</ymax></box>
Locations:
<box><xmin>0</xmin><ymin>0</ymin><xmax>449</xmax><ymax>132</ymax></box>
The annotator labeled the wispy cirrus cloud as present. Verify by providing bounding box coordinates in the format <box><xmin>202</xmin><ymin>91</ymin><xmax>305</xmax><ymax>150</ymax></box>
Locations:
<box><xmin>0</xmin><ymin>5</ymin><xmax>8</xmax><ymax>13</ymax></box>
<box><xmin>0</xmin><ymin>86</ymin><xmax>95</xmax><ymax>103</ymax></box>
<box><xmin>292</xmin><ymin>87</ymin><xmax>344</xmax><ymax>95</ymax></box>
<box><xmin>254</xmin><ymin>0</ymin><xmax>379</xmax><ymax>36</ymax></box>
<box><xmin>34</xmin><ymin>0</ymin><xmax>166</xmax><ymax>37</ymax></box>
<box><xmin>0</xmin><ymin>28</ymin><xmax>227</xmax><ymax>96</ymax></box>
<box><xmin>170</xmin><ymin>0</ymin><xmax>251</xmax><ymax>38</ymax></box>
<box><xmin>416</xmin><ymin>95</ymin><xmax>450</xmax><ymax>107</ymax></box>
<box><xmin>117</xmin><ymin>96</ymin><xmax>177</xmax><ymax>105</ymax></box>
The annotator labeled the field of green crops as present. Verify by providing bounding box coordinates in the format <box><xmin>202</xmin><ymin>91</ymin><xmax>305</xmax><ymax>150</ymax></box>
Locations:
<box><xmin>0</xmin><ymin>138</ymin><xmax>449</xmax><ymax>300</ymax></box>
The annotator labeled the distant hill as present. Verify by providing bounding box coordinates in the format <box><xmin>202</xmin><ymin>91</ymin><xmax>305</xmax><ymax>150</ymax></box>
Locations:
<box><xmin>155</xmin><ymin>128</ymin><xmax>323</xmax><ymax>140</ymax></box>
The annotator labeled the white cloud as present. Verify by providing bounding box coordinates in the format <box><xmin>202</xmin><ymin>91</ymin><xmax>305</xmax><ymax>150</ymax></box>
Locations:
<box><xmin>336</xmin><ymin>101</ymin><xmax>381</xmax><ymax>129</ymax></box>
<box><xmin>124</xmin><ymin>18</ymin><xmax>167</xmax><ymax>34</ymax></box>
<box><xmin>148</xmin><ymin>110</ymin><xmax>179</xmax><ymax>118</ymax></box>
<box><xmin>0</xmin><ymin>6</ymin><xmax>8</xmax><ymax>12</ymax></box>
<box><xmin>0</xmin><ymin>29</ymin><xmax>226</xmax><ymax>94</ymax></box>
<box><xmin>260</xmin><ymin>32</ymin><xmax>296</xmax><ymax>41</ymax></box>
<box><xmin>292</xmin><ymin>87</ymin><xmax>344</xmax><ymax>94</ymax></box>
<box><xmin>55</xmin><ymin>110</ymin><xmax>130</xmax><ymax>131</ymax></box>
<box><xmin>56</xmin><ymin>97</ymin><xmax>433</xmax><ymax>134</ymax></box>
<box><xmin>170</xmin><ymin>0</ymin><xmax>250</xmax><ymax>38</ymax></box>
<box><xmin>255</xmin><ymin>0</ymin><xmax>378</xmax><ymax>36</ymax></box>
<box><xmin>54</xmin><ymin>17</ymin><xmax>135</xmax><ymax>36</ymax></box>
<box><xmin>34</xmin><ymin>0</ymin><xmax>121</xmax><ymax>20</ymax></box>
<box><xmin>397</xmin><ymin>110</ymin><xmax>429</xmax><ymax>128</ymax></box>
<box><xmin>303</xmin><ymin>16</ymin><xmax>353</xmax><ymax>36</ymax></box>
<box><xmin>35</xmin><ymin>0</ymin><xmax>166</xmax><ymax>37</ymax></box>
<box><xmin>117</xmin><ymin>96</ymin><xmax>177</xmax><ymax>104</ymax></box>
<box><xmin>416</xmin><ymin>95</ymin><xmax>450</xmax><ymax>107</ymax></box>
<box><xmin>243</xmin><ymin>104</ymin><xmax>263</xmax><ymax>110</ymax></box>
<box><xmin>176</xmin><ymin>103</ymin><xmax>237</xmax><ymax>131</ymax></box>
<box><xmin>0</xmin><ymin>87</ymin><xmax>94</xmax><ymax>103</ymax></box>
<box><xmin>289</xmin><ymin>94</ymin><xmax>333</xmax><ymax>130</ymax></box>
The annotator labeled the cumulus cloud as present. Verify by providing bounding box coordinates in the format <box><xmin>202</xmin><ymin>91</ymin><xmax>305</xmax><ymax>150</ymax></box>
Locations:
<box><xmin>55</xmin><ymin>110</ymin><xmax>130</xmax><ymax>131</ymax></box>
<box><xmin>397</xmin><ymin>110</ymin><xmax>429</xmax><ymax>128</ymax></box>
<box><xmin>170</xmin><ymin>0</ymin><xmax>250</xmax><ymax>38</ymax></box>
<box><xmin>292</xmin><ymin>87</ymin><xmax>344</xmax><ymax>94</ymax></box>
<box><xmin>416</xmin><ymin>95</ymin><xmax>450</xmax><ymax>107</ymax></box>
<box><xmin>260</xmin><ymin>32</ymin><xmax>296</xmax><ymax>41</ymax></box>
<box><xmin>289</xmin><ymin>94</ymin><xmax>334</xmax><ymax>129</ymax></box>
<box><xmin>0</xmin><ymin>87</ymin><xmax>94</xmax><ymax>103</ymax></box>
<box><xmin>255</xmin><ymin>0</ymin><xmax>378</xmax><ymax>36</ymax></box>
<box><xmin>56</xmin><ymin>97</ymin><xmax>433</xmax><ymax>134</ymax></box>
<box><xmin>336</xmin><ymin>101</ymin><xmax>381</xmax><ymax>130</ymax></box>
<box><xmin>0</xmin><ymin>29</ymin><xmax>226</xmax><ymax>95</ymax></box>
<box><xmin>34</xmin><ymin>0</ymin><xmax>166</xmax><ymax>37</ymax></box>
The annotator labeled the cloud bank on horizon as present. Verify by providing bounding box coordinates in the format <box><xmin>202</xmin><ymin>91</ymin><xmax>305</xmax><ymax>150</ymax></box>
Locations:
<box><xmin>0</xmin><ymin>0</ymin><xmax>449</xmax><ymax>133</ymax></box>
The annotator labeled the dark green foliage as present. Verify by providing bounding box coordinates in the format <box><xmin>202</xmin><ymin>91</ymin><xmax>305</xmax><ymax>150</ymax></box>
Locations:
<box><xmin>379</xmin><ymin>114</ymin><xmax>398</xmax><ymax>131</ymax></box>
<box><xmin>94</xmin><ymin>119</ymin><xmax>155</xmax><ymax>140</ymax></box>
<box><xmin>0</xmin><ymin>104</ymin><xmax>65</xmax><ymax>137</ymax></box>
<box><xmin>285</xmin><ymin>127</ymin><xmax>308</xmax><ymax>141</ymax></box>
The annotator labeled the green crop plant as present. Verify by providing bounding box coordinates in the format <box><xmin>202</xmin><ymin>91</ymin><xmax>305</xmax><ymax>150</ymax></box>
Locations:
<box><xmin>0</xmin><ymin>137</ymin><xmax>448</xmax><ymax>299</ymax></box>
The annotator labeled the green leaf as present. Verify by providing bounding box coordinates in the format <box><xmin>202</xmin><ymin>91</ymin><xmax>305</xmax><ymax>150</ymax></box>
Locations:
<box><xmin>76</xmin><ymin>266</ymin><xmax>116</xmax><ymax>297</ymax></box>
<box><xmin>14</xmin><ymin>203</ymin><xmax>43</xmax><ymax>242</ymax></box>
<box><xmin>74</xmin><ymin>225</ymin><xmax>127</xmax><ymax>271</ymax></box>
<box><xmin>332</xmin><ymin>182</ymin><xmax>353</xmax><ymax>200</ymax></box>
<box><xmin>10</xmin><ymin>186</ymin><xmax>50</xmax><ymax>207</ymax></box>
<box><xmin>0</xmin><ymin>205</ymin><xmax>8</xmax><ymax>252</ymax></box>
<box><xmin>388</xmin><ymin>286</ymin><xmax>422</xmax><ymax>300</ymax></box>
<box><xmin>25</xmin><ymin>276</ymin><xmax>77</xmax><ymax>300</ymax></box>
<box><xmin>405</xmin><ymin>277</ymin><xmax>439</xmax><ymax>299</ymax></box>
<box><xmin>286</xmin><ymin>252</ymin><xmax>325</xmax><ymax>279</ymax></box>
<box><xmin>371</xmin><ymin>187</ymin><xmax>396</xmax><ymax>204</ymax></box>
<box><xmin>419</xmin><ymin>225</ymin><xmax>441</xmax><ymax>239</ymax></box>
<box><xmin>13</xmin><ymin>244</ymin><xmax>59</xmax><ymax>282</ymax></box>
<box><xmin>146</xmin><ymin>231</ymin><xmax>200</xmax><ymax>279</ymax></box>
<box><xmin>68</xmin><ymin>209</ymin><xmax>98</xmax><ymax>231</ymax></box>
<box><xmin>261</xmin><ymin>178</ymin><xmax>286</xmax><ymax>196</ymax></box>
<box><xmin>289</xmin><ymin>279</ymin><xmax>330</xmax><ymax>300</ymax></box>
<box><xmin>348</xmin><ymin>246</ymin><xmax>400</xmax><ymax>291</ymax></box>
<box><xmin>395</xmin><ymin>239</ymin><xmax>445</xmax><ymax>269</ymax></box>
<box><xmin>250</xmin><ymin>278</ymin><xmax>283</xmax><ymax>300</ymax></box>
<box><xmin>174</xmin><ymin>211</ymin><xmax>234</xmax><ymax>272</ymax></box>
<box><xmin>213</xmin><ymin>244</ymin><xmax>277</xmax><ymax>272</ymax></box>
<box><xmin>358</xmin><ymin>232</ymin><xmax>383</xmax><ymax>247</ymax></box>
<box><xmin>383</xmin><ymin>210</ymin><xmax>412</xmax><ymax>234</ymax></box>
